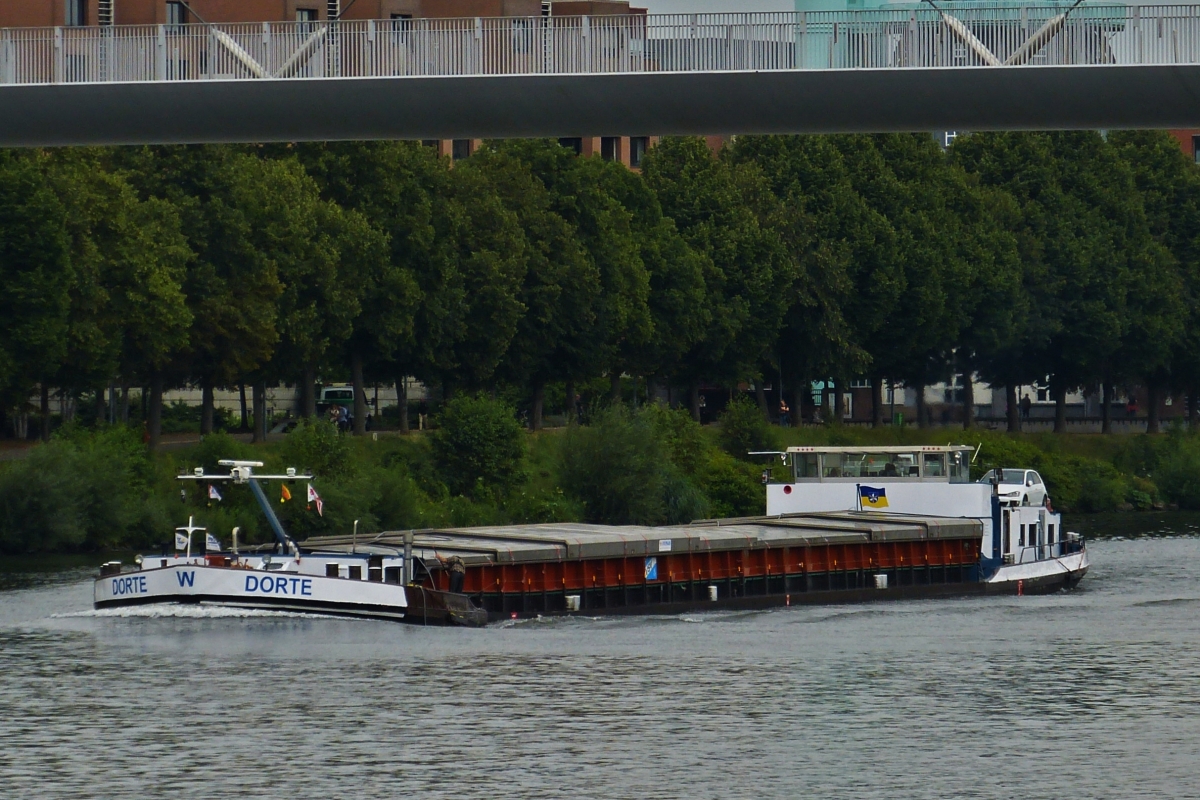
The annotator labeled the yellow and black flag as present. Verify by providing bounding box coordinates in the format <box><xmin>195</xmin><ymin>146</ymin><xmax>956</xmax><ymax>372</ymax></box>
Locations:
<box><xmin>281</xmin><ymin>484</ymin><xmax>292</xmax><ymax>504</ymax></box>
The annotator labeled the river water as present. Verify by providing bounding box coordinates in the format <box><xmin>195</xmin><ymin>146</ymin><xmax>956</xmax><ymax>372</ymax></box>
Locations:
<box><xmin>1</xmin><ymin>520</ymin><xmax>1199</xmax><ymax>799</ymax></box>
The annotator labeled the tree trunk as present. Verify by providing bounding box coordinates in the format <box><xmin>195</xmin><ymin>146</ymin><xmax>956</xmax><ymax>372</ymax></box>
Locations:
<box><xmin>1147</xmin><ymin>382</ymin><xmax>1161</xmax><ymax>434</ymax></box>
<box><xmin>1190</xmin><ymin>389</ymin><xmax>1199</xmax><ymax>428</ymax></box>
<box><xmin>755</xmin><ymin>382</ymin><xmax>770</xmax><ymax>421</ymax></box>
<box><xmin>119</xmin><ymin>382</ymin><xmax>130</xmax><ymax>424</ymax></box>
<box><xmin>40</xmin><ymin>383</ymin><xmax>50</xmax><ymax>442</ymax></box>
<box><xmin>301</xmin><ymin>365</ymin><xmax>317</xmax><ymax>418</ymax></box>
<box><xmin>397</xmin><ymin>377</ymin><xmax>410</xmax><ymax>433</ymax></box>
<box><xmin>962</xmin><ymin>373</ymin><xmax>975</xmax><ymax>430</ymax></box>
<box><xmin>95</xmin><ymin>386</ymin><xmax>106</xmax><ymax>425</ymax></box>
<box><xmin>610</xmin><ymin>372</ymin><xmax>622</xmax><ymax>404</ymax></box>
<box><xmin>791</xmin><ymin>384</ymin><xmax>805</xmax><ymax>427</ymax></box>
<box><xmin>252</xmin><ymin>381</ymin><xmax>267</xmax><ymax>443</ymax></box>
<box><xmin>351</xmin><ymin>351</ymin><xmax>367</xmax><ymax>436</ymax></box>
<box><xmin>832</xmin><ymin>379</ymin><xmax>845</xmax><ymax>423</ymax></box>
<box><xmin>239</xmin><ymin>383</ymin><xmax>249</xmax><ymax>431</ymax></box>
<box><xmin>870</xmin><ymin>377</ymin><xmax>884</xmax><ymax>428</ymax></box>
<box><xmin>531</xmin><ymin>381</ymin><xmax>545</xmax><ymax>431</ymax></box>
<box><xmin>148</xmin><ymin>371</ymin><xmax>164</xmax><ymax>450</ymax></box>
<box><xmin>1053</xmin><ymin>383</ymin><xmax>1067</xmax><ymax>433</ymax></box>
<box><xmin>200</xmin><ymin>379</ymin><xmax>215</xmax><ymax>435</ymax></box>
<box><xmin>689</xmin><ymin>382</ymin><xmax>701</xmax><ymax>422</ymax></box>
<box><xmin>914</xmin><ymin>382</ymin><xmax>927</xmax><ymax>429</ymax></box>
<box><xmin>1102</xmin><ymin>382</ymin><xmax>1113</xmax><ymax>435</ymax></box>
<box><xmin>565</xmin><ymin>380</ymin><xmax>576</xmax><ymax>424</ymax></box>
<box><xmin>1007</xmin><ymin>384</ymin><xmax>1020</xmax><ymax>433</ymax></box>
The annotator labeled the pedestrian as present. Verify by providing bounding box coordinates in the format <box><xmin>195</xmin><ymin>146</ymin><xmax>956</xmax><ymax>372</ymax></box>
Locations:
<box><xmin>1020</xmin><ymin>394</ymin><xmax>1032</xmax><ymax>420</ymax></box>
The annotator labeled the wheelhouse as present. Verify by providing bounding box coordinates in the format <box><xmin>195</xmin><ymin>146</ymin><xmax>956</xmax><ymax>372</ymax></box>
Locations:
<box><xmin>784</xmin><ymin>445</ymin><xmax>975</xmax><ymax>484</ymax></box>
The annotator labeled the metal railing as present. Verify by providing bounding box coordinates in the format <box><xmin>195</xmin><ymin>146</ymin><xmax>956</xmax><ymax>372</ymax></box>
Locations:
<box><xmin>0</xmin><ymin>7</ymin><xmax>1198</xmax><ymax>86</ymax></box>
<box><xmin>1012</xmin><ymin>532</ymin><xmax>1085</xmax><ymax>563</ymax></box>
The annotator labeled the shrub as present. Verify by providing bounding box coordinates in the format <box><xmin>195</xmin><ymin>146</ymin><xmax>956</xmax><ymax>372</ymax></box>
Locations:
<box><xmin>1155</xmin><ymin>445</ymin><xmax>1200</xmax><ymax>509</ymax></box>
<box><xmin>697</xmin><ymin>451</ymin><xmax>764</xmax><ymax>519</ymax></box>
<box><xmin>279</xmin><ymin>419</ymin><xmax>352</xmax><ymax>478</ymax></box>
<box><xmin>717</xmin><ymin>395</ymin><xmax>778</xmax><ymax>459</ymax></box>
<box><xmin>0</xmin><ymin>426</ymin><xmax>163</xmax><ymax>553</ymax></box>
<box><xmin>559</xmin><ymin>406</ymin><xmax>669</xmax><ymax>524</ymax></box>
<box><xmin>430</xmin><ymin>393</ymin><xmax>526</xmax><ymax>499</ymax></box>
<box><xmin>640</xmin><ymin>402</ymin><xmax>709</xmax><ymax>476</ymax></box>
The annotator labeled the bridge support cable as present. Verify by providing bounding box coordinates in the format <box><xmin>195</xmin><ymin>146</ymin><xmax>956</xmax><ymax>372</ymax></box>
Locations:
<box><xmin>1003</xmin><ymin>0</ymin><xmax>1088</xmax><ymax>66</ymax></box>
<box><xmin>921</xmin><ymin>0</ymin><xmax>1000</xmax><ymax>66</ymax></box>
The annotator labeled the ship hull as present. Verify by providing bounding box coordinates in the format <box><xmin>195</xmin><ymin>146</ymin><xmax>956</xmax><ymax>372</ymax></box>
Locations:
<box><xmin>94</xmin><ymin>564</ymin><xmax>409</xmax><ymax>622</ymax></box>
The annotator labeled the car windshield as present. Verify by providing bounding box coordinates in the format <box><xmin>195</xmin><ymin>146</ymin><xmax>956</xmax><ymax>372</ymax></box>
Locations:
<box><xmin>980</xmin><ymin>469</ymin><xmax>1028</xmax><ymax>484</ymax></box>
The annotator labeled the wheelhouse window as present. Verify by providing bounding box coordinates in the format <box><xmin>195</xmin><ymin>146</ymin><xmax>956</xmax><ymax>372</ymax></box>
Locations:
<box><xmin>793</xmin><ymin>453</ymin><xmax>819</xmax><ymax>480</ymax></box>
<box><xmin>922</xmin><ymin>453</ymin><xmax>946</xmax><ymax>477</ymax></box>
<box><xmin>65</xmin><ymin>0</ymin><xmax>86</xmax><ymax>26</ymax></box>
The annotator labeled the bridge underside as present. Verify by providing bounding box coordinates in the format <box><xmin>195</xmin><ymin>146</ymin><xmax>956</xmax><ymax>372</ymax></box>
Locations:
<box><xmin>2</xmin><ymin>65</ymin><xmax>1199</xmax><ymax>147</ymax></box>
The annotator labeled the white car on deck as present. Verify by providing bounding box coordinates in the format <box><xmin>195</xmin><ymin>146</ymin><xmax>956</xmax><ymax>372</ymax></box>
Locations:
<box><xmin>978</xmin><ymin>469</ymin><xmax>1048</xmax><ymax>507</ymax></box>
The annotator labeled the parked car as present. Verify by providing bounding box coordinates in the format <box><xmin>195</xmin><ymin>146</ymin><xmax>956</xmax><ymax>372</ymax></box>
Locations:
<box><xmin>978</xmin><ymin>468</ymin><xmax>1048</xmax><ymax>507</ymax></box>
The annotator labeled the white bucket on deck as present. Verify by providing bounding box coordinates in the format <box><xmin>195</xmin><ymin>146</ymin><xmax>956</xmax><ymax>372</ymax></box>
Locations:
<box><xmin>875</xmin><ymin>574</ymin><xmax>888</xmax><ymax>590</ymax></box>
<box><xmin>708</xmin><ymin>585</ymin><xmax>718</xmax><ymax>601</ymax></box>
<box><xmin>565</xmin><ymin>595</ymin><xmax>581</xmax><ymax>612</ymax></box>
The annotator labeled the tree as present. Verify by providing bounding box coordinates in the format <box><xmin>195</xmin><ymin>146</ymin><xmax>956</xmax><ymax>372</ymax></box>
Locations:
<box><xmin>0</xmin><ymin>151</ymin><xmax>73</xmax><ymax>437</ymax></box>
<box><xmin>644</xmin><ymin>137</ymin><xmax>795</xmax><ymax>419</ymax></box>
<box><xmin>462</xmin><ymin>144</ymin><xmax>599</xmax><ymax>429</ymax></box>
<box><xmin>1110</xmin><ymin>131</ymin><xmax>1199</xmax><ymax>431</ymax></box>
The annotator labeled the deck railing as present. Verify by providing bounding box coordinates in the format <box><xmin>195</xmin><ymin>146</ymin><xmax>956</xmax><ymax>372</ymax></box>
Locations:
<box><xmin>0</xmin><ymin>6</ymin><xmax>1197</xmax><ymax>86</ymax></box>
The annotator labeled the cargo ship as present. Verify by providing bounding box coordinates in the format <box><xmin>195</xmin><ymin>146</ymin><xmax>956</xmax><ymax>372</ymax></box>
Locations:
<box><xmin>94</xmin><ymin>446</ymin><xmax>1087</xmax><ymax>625</ymax></box>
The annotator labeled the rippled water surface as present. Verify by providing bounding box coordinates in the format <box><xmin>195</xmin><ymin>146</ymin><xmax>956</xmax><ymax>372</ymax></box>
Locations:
<box><xmin>2</xmin><ymin>532</ymin><xmax>1199</xmax><ymax>799</ymax></box>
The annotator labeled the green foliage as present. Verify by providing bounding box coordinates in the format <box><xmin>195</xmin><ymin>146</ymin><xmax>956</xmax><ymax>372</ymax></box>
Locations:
<box><xmin>0</xmin><ymin>426</ymin><xmax>170</xmax><ymax>553</ymax></box>
<box><xmin>696</xmin><ymin>450</ymin><xmax>764</xmax><ymax>519</ymax></box>
<box><xmin>559</xmin><ymin>406</ymin><xmax>669</xmax><ymax>524</ymax></box>
<box><xmin>717</xmin><ymin>396</ymin><xmax>779</xmax><ymax>459</ymax></box>
<box><xmin>279</xmin><ymin>419</ymin><xmax>351</xmax><ymax>478</ymax></box>
<box><xmin>430</xmin><ymin>393</ymin><xmax>527</xmax><ymax>498</ymax></box>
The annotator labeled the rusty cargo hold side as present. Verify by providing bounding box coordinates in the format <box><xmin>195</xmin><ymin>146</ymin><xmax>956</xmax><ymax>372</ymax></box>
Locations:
<box><xmin>303</xmin><ymin>512</ymin><xmax>984</xmax><ymax>621</ymax></box>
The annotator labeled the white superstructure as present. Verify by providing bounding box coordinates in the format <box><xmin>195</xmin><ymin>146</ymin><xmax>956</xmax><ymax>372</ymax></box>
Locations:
<box><xmin>762</xmin><ymin>445</ymin><xmax>1088</xmax><ymax>593</ymax></box>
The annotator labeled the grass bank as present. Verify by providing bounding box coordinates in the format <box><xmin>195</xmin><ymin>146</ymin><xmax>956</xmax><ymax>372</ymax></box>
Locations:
<box><xmin>3</xmin><ymin>399</ymin><xmax>1200</xmax><ymax>555</ymax></box>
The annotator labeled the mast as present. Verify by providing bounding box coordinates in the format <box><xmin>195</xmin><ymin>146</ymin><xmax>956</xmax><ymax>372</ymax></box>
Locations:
<box><xmin>178</xmin><ymin>460</ymin><xmax>314</xmax><ymax>553</ymax></box>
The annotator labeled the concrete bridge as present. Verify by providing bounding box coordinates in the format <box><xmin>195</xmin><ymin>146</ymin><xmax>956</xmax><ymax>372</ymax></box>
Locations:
<box><xmin>1</xmin><ymin>5</ymin><xmax>1199</xmax><ymax>146</ymax></box>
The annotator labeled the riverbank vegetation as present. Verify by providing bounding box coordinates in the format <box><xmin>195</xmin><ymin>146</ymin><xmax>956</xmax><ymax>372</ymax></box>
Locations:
<box><xmin>5</xmin><ymin>131</ymin><xmax>1200</xmax><ymax>444</ymax></box>
<box><xmin>7</xmin><ymin>401</ymin><xmax>1200</xmax><ymax>554</ymax></box>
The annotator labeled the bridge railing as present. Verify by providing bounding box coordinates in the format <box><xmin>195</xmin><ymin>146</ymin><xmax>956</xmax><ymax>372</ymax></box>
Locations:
<box><xmin>0</xmin><ymin>6</ymin><xmax>1197</xmax><ymax>86</ymax></box>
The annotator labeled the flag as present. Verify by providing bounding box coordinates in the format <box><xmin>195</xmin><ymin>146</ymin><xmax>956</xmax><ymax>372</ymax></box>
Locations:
<box><xmin>174</xmin><ymin>531</ymin><xmax>189</xmax><ymax>550</ymax></box>
<box><xmin>281</xmin><ymin>484</ymin><xmax>292</xmax><ymax>503</ymax></box>
<box><xmin>205</xmin><ymin>533</ymin><xmax>221</xmax><ymax>552</ymax></box>
<box><xmin>307</xmin><ymin>483</ymin><xmax>324</xmax><ymax>517</ymax></box>
<box><xmin>208</xmin><ymin>484</ymin><xmax>223</xmax><ymax>502</ymax></box>
<box><xmin>859</xmin><ymin>485</ymin><xmax>889</xmax><ymax>509</ymax></box>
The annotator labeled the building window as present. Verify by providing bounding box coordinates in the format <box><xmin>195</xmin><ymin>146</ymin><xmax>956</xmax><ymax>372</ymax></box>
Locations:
<box><xmin>327</xmin><ymin>0</ymin><xmax>340</xmax><ymax>19</ymax></box>
<box><xmin>1193</xmin><ymin>135</ymin><xmax>1200</xmax><ymax>164</ymax></box>
<box><xmin>166</xmin><ymin>2</ymin><xmax>187</xmax><ymax>26</ymax></box>
<box><xmin>297</xmin><ymin>8</ymin><xmax>318</xmax><ymax>22</ymax></box>
<box><xmin>558</xmin><ymin>138</ymin><xmax>583</xmax><ymax>155</ymax></box>
<box><xmin>630</xmin><ymin>136</ymin><xmax>649</xmax><ymax>168</ymax></box>
<box><xmin>542</xmin><ymin>1</ymin><xmax>552</xmax><ymax>16</ymax></box>
<box><xmin>601</xmin><ymin>137</ymin><xmax>620</xmax><ymax>162</ymax></box>
<box><xmin>943</xmin><ymin>130</ymin><xmax>958</xmax><ymax>148</ymax></box>
<box><xmin>65</xmin><ymin>0</ymin><xmax>86</xmax><ymax>26</ymax></box>
<box><xmin>452</xmin><ymin>140</ymin><xmax>473</xmax><ymax>161</ymax></box>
